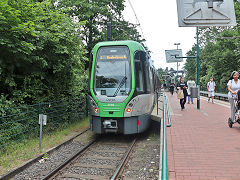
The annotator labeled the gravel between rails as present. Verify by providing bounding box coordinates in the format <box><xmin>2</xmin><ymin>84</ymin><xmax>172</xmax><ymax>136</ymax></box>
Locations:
<box><xmin>51</xmin><ymin>135</ymin><xmax>136</xmax><ymax>179</ymax></box>
<box><xmin>11</xmin><ymin>130</ymin><xmax>96</xmax><ymax>180</ymax></box>
<box><xmin>121</xmin><ymin>120</ymin><xmax>160</xmax><ymax>180</ymax></box>
<box><xmin>7</xmin><ymin>120</ymin><xmax>160</xmax><ymax>180</ymax></box>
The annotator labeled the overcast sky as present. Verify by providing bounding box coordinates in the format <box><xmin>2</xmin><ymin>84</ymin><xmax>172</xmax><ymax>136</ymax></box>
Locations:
<box><xmin>122</xmin><ymin>0</ymin><xmax>196</xmax><ymax>70</ymax></box>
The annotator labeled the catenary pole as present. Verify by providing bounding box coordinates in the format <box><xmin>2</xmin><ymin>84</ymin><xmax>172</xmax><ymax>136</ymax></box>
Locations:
<box><xmin>174</xmin><ymin>43</ymin><xmax>180</xmax><ymax>78</ymax></box>
<box><xmin>196</xmin><ymin>27</ymin><xmax>200</xmax><ymax>109</ymax></box>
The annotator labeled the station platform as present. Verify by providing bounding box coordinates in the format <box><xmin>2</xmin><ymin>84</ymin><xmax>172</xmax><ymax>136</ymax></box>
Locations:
<box><xmin>166</xmin><ymin>92</ymin><xmax>240</xmax><ymax>180</ymax></box>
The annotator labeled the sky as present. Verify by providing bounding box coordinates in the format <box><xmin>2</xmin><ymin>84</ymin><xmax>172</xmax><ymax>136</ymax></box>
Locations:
<box><xmin>122</xmin><ymin>0</ymin><xmax>197</xmax><ymax>70</ymax></box>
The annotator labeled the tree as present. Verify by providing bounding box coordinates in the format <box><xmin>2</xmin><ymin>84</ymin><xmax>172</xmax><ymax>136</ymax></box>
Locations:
<box><xmin>56</xmin><ymin>0</ymin><xmax>146</xmax><ymax>61</ymax></box>
<box><xmin>0</xmin><ymin>0</ymin><xmax>87</xmax><ymax>104</ymax></box>
<box><xmin>183</xmin><ymin>1</ymin><xmax>240</xmax><ymax>93</ymax></box>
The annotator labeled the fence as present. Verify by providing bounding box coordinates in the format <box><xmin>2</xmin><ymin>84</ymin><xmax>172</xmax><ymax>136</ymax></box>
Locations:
<box><xmin>0</xmin><ymin>95</ymin><xmax>87</xmax><ymax>152</ymax></box>
<box><xmin>157</xmin><ymin>92</ymin><xmax>171</xmax><ymax>180</ymax></box>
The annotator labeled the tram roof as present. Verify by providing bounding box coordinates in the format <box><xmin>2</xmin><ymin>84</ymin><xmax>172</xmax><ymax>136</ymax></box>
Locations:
<box><xmin>92</xmin><ymin>40</ymin><xmax>146</xmax><ymax>53</ymax></box>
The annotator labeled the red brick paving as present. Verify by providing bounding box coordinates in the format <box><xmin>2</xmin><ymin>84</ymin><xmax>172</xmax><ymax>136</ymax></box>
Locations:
<box><xmin>166</xmin><ymin>92</ymin><xmax>240</xmax><ymax>180</ymax></box>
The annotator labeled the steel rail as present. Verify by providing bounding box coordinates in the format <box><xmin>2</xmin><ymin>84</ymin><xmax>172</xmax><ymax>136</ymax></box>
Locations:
<box><xmin>110</xmin><ymin>138</ymin><xmax>137</xmax><ymax>180</ymax></box>
<box><xmin>42</xmin><ymin>138</ymin><xmax>96</xmax><ymax>180</ymax></box>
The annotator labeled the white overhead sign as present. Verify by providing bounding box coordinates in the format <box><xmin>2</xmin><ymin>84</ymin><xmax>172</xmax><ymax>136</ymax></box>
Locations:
<box><xmin>165</xmin><ymin>49</ymin><xmax>183</xmax><ymax>63</ymax></box>
<box><xmin>176</xmin><ymin>0</ymin><xmax>237</xmax><ymax>27</ymax></box>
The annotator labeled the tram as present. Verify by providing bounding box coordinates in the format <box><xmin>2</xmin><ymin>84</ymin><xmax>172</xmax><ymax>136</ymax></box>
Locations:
<box><xmin>88</xmin><ymin>40</ymin><xmax>160</xmax><ymax>134</ymax></box>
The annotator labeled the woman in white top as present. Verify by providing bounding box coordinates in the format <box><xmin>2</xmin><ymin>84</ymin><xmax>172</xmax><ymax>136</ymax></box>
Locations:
<box><xmin>187</xmin><ymin>77</ymin><xmax>196</xmax><ymax>104</ymax></box>
<box><xmin>227</xmin><ymin>71</ymin><xmax>240</xmax><ymax>124</ymax></box>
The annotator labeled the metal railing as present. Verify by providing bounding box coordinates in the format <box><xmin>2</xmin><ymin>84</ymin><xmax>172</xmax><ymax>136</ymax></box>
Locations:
<box><xmin>157</xmin><ymin>92</ymin><xmax>171</xmax><ymax>180</ymax></box>
<box><xmin>165</xmin><ymin>95</ymin><xmax>172</xmax><ymax>127</ymax></box>
<box><xmin>200</xmin><ymin>91</ymin><xmax>228</xmax><ymax>101</ymax></box>
<box><xmin>0</xmin><ymin>96</ymin><xmax>87</xmax><ymax>152</ymax></box>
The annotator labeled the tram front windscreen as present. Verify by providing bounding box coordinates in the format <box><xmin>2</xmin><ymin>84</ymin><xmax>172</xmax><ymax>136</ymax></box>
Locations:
<box><xmin>94</xmin><ymin>46</ymin><xmax>131</xmax><ymax>97</ymax></box>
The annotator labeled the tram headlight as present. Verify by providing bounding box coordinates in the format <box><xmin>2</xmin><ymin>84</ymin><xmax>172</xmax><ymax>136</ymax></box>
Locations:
<box><xmin>88</xmin><ymin>95</ymin><xmax>100</xmax><ymax>116</ymax></box>
<box><xmin>124</xmin><ymin>96</ymin><xmax>139</xmax><ymax>117</ymax></box>
<box><xmin>125</xmin><ymin>108</ymin><xmax>132</xmax><ymax>112</ymax></box>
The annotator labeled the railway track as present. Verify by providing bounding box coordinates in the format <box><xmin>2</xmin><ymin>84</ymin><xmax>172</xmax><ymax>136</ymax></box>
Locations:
<box><xmin>2</xmin><ymin>121</ymin><xmax>160</xmax><ymax>180</ymax></box>
<box><xmin>42</xmin><ymin>136</ymin><xmax>137</xmax><ymax>180</ymax></box>
<box><xmin>1</xmin><ymin>129</ymin><xmax>92</xmax><ymax>180</ymax></box>
<box><xmin>1</xmin><ymin>120</ymin><xmax>160</xmax><ymax>180</ymax></box>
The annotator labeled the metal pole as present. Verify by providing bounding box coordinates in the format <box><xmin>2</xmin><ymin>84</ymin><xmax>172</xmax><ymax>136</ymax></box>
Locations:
<box><xmin>174</xmin><ymin>43</ymin><xmax>180</xmax><ymax>79</ymax></box>
<box><xmin>176</xmin><ymin>45</ymin><xmax>178</xmax><ymax>78</ymax></box>
<box><xmin>86</xmin><ymin>95</ymin><xmax>88</xmax><ymax>117</ymax></box>
<box><xmin>196</xmin><ymin>27</ymin><xmax>200</xmax><ymax>109</ymax></box>
<box><xmin>38</xmin><ymin>103</ymin><xmax>42</xmax><ymax>152</ymax></box>
<box><xmin>177</xmin><ymin>62</ymin><xmax>178</xmax><ymax>78</ymax></box>
<box><xmin>39</xmin><ymin>117</ymin><xmax>43</xmax><ymax>152</ymax></box>
<box><xmin>157</xmin><ymin>92</ymin><xmax>159</xmax><ymax>115</ymax></box>
<box><xmin>107</xmin><ymin>22</ymin><xmax>112</xmax><ymax>41</ymax></box>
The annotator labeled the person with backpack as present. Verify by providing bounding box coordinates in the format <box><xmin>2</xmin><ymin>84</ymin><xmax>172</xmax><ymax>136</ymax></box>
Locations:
<box><xmin>207</xmin><ymin>77</ymin><xmax>216</xmax><ymax>103</ymax></box>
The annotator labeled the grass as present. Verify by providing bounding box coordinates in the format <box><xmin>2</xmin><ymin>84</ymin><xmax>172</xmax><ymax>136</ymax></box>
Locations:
<box><xmin>0</xmin><ymin>117</ymin><xmax>90</xmax><ymax>175</ymax></box>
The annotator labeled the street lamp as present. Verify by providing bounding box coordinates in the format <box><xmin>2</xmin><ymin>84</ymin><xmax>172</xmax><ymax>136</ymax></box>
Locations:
<box><xmin>174</xmin><ymin>43</ymin><xmax>180</xmax><ymax>78</ymax></box>
<box><xmin>174</xmin><ymin>43</ymin><xmax>180</xmax><ymax>49</ymax></box>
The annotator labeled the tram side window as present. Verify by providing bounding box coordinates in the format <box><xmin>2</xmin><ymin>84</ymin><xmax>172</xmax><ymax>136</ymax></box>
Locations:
<box><xmin>135</xmin><ymin>61</ymin><xmax>144</xmax><ymax>92</ymax></box>
<box><xmin>152</xmin><ymin>70</ymin><xmax>156</xmax><ymax>91</ymax></box>
<box><xmin>149</xmin><ymin>67</ymin><xmax>154</xmax><ymax>92</ymax></box>
<box><xmin>145</xmin><ymin>63</ymin><xmax>151</xmax><ymax>93</ymax></box>
<box><xmin>134</xmin><ymin>51</ymin><xmax>145</xmax><ymax>93</ymax></box>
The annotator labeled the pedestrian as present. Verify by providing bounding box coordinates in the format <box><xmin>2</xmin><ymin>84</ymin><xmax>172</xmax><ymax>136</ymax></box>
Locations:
<box><xmin>227</xmin><ymin>71</ymin><xmax>240</xmax><ymax>123</ymax></box>
<box><xmin>187</xmin><ymin>77</ymin><xmax>196</xmax><ymax>104</ymax></box>
<box><xmin>207</xmin><ymin>77</ymin><xmax>216</xmax><ymax>103</ymax></box>
<box><xmin>177</xmin><ymin>76</ymin><xmax>188</xmax><ymax>110</ymax></box>
<box><xmin>163</xmin><ymin>83</ymin><xmax>167</xmax><ymax>90</ymax></box>
<box><xmin>169</xmin><ymin>82</ymin><xmax>175</xmax><ymax>95</ymax></box>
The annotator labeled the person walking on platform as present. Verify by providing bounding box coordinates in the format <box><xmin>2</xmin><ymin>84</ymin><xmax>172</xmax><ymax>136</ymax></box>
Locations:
<box><xmin>177</xmin><ymin>76</ymin><xmax>188</xmax><ymax>110</ymax></box>
<box><xmin>207</xmin><ymin>77</ymin><xmax>216</xmax><ymax>103</ymax></box>
<box><xmin>169</xmin><ymin>82</ymin><xmax>175</xmax><ymax>95</ymax></box>
<box><xmin>227</xmin><ymin>71</ymin><xmax>240</xmax><ymax>123</ymax></box>
<box><xmin>187</xmin><ymin>77</ymin><xmax>196</xmax><ymax>104</ymax></box>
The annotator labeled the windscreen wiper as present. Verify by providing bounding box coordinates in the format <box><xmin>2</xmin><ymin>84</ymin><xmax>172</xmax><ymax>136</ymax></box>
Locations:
<box><xmin>112</xmin><ymin>76</ymin><xmax>127</xmax><ymax>97</ymax></box>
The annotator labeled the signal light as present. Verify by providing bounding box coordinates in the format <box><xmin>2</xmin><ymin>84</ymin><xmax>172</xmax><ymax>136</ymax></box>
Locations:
<box><xmin>94</xmin><ymin>108</ymin><xmax>99</xmax><ymax>113</ymax></box>
<box><xmin>91</xmin><ymin>119</ymin><xmax>93</xmax><ymax>124</ymax></box>
<box><xmin>126</xmin><ymin>108</ymin><xmax>132</xmax><ymax>112</ymax></box>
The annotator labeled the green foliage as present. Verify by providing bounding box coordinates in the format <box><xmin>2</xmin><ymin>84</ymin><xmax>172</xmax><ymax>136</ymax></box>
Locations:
<box><xmin>56</xmin><ymin>0</ymin><xmax>146</xmax><ymax>59</ymax></box>
<box><xmin>0</xmin><ymin>95</ymin><xmax>87</xmax><ymax>151</ymax></box>
<box><xmin>0</xmin><ymin>0</ymin><xmax>145</xmax><ymax>153</ymax></box>
<box><xmin>0</xmin><ymin>0</ymin><xmax>87</xmax><ymax>104</ymax></box>
<box><xmin>0</xmin><ymin>0</ymin><xmax>89</xmax><ymax>152</ymax></box>
<box><xmin>184</xmin><ymin>2</ymin><xmax>240</xmax><ymax>93</ymax></box>
<box><xmin>157</xmin><ymin>68</ymin><xmax>174</xmax><ymax>86</ymax></box>
<box><xmin>42</xmin><ymin>153</ymin><xmax>49</xmax><ymax>160</ymax></box>
<box><xmin>0</xmin><ymin>0</ymin><xmax>144</xmax><ymax>106</ymax></box>
<box><xmin>0</xmin><ymin>118</ymin><xmax>89</xmax><ymax>174</ymax></box>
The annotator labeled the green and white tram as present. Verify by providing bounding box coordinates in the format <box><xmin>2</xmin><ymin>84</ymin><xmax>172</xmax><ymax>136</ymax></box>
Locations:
<box><xmin>89</xmin><ymin>40</ymin><xmax>160</xmax><ymax>134</ymax></box>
